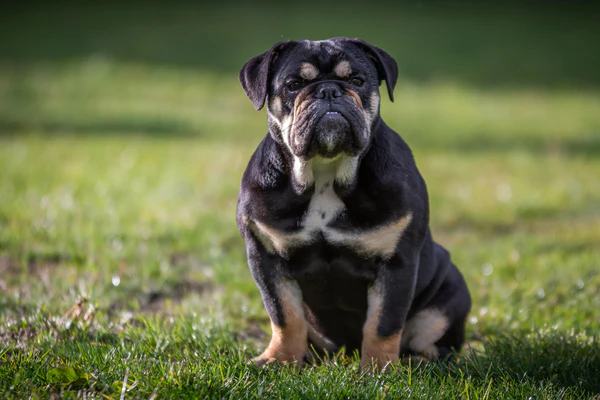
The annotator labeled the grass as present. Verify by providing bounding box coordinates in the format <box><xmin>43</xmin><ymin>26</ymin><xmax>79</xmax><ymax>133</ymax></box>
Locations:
<box><xmin>1</xmin><ymin>1</ymin><xmax>600</xmax><ymax>398</ymax></box>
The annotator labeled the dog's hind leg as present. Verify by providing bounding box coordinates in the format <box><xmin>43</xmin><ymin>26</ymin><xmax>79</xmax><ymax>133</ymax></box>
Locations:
<box><xmin>402</xmin><ymin>245</ymin><xmax>471</xmax><ymax>360</ymax></box>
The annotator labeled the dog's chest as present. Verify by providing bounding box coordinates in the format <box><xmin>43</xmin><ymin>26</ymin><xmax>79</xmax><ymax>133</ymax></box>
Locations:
<box><xmin>304</xmin><ymin>169</ymin><xmax>344</xmax><ymax>231</ymax></box>
<box><xmin>250</xmin><ymin>162</ymin><xmax>413</xmax><ymax>259</ymax></box>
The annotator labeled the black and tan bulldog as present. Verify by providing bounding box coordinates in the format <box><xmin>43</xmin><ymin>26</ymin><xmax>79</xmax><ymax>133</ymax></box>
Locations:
<box><xmin>237</xmin><ymin>38</ymin><xmax>471</xmax><ymax>369</ymax></box>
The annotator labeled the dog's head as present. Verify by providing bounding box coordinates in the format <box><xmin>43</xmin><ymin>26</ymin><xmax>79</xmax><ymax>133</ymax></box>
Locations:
<box><xmin>240</xmin><ymin>38</ymin><xmax>398</xmax><ymax>161</ymax></box>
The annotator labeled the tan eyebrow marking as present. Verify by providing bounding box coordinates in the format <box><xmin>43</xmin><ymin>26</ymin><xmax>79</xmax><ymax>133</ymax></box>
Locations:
<box><xmin>334</xmin><ymin>61</ymin><xmax>352</xmax><ymax>78</ymax></box>
<box><xmin>299</xmin><ymin>63</ymin><xmax>319</xmax><ymax>80</ymax></box>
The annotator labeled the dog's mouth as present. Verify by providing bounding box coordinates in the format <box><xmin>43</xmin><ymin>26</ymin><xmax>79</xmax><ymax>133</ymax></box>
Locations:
<box><xmin>311</xmin><ymin>110</ymin><xmax>352</xmax><ymax>158</ymax></box>
<box><xmin>288</xmin><ymin>100</ymin><xmax>367</xmax><ymax>160</ymax></box>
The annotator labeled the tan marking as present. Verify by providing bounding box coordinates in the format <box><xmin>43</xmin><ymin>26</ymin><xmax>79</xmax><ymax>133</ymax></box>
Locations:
<box><xmin>278</xmin><ymin>89</ymin><xmax>318</xmax><ymax>190</ymax></box>
<box><xmin>304</xmin><ymin>158</ymin><xmax>345</xmax><ymax>226</ymax></box>
<box><xmin>335</xmin><ymin>156</ymin><xmax>359</xmax><ymax>186</ymax></box>
<box><xmin>327</xmin><ymin>213</ymin><xmax>413</xmax><ymax>258</ymax></box>
<box><xmin>249</xmin><ymin>211</ymin><xmax>411</xmax><ymax>258</ymax></box>
<box><xmin>269</xmin><ymin>95</ymin><xmax>283</xmax><ymax>118</ymax></box>
<box><xmin>345</xmin><ymin>88</ymin><xmax>375</xmax><ymax>150</ymax></box>
<box><xmin>369</xmin><ymin>91</ymin><xmax>380</xmax><ymax>120</ymax></box>
<box><xmin>248</xmin><ymin>158</ymin><xmax>346</xmax><ymax>256</ymax></box>
<box><xmin>283</xmin><ymin>84</ymin><xmax>367</xmax><ymax>191</ymax></box>
<box><xmin>277</xmin><ymin>110</ymin><xmax>314</xmax><ymax>191</ymax></box>
<box><xmin>292</xmin><ymin>158</ymin><xmax>314</xmax><ymax>190</ymax></box>
<box><xmin>334</xmin><ymin>60</ymin><xmax>352</xmax><ymax>78</ymax></box>
<box><xmin>361</xmin><ymin>286</ymin><xmax>401</xmax><ymax>369</ymax></box>
<box><xmin>421</xmin><ymin>345</ymin><xmax>440</xmax><ymax>358</ymax></box>
<box><xmin>252</xmin><ymin>281</ymin><xmax>308</xmax><ymax>367</ymax></box>
<box><xmin>360</xmin><ymin>91</ymin><xmax>380</xmax><ymax>135</ymax></box>
<box><xmin>250</xmin><ymin>219</ymin><xmax>310</xmax><ymax>256</ymax></box>
<box><xmin>291</xmin><ymin>87</ymin><xmax>313</xmax><ymax>126</ymax></box>
<box><xmin>343</xmin><ymin>89</ymin><xmax>378</xmax><ymax>146</ymax></box>
<box><xmin>401</xmin><ymin>308</ymin><xmax>449</xmax><ymax>359</ymax></box>
<box><xmin>299</xmin><ymin>63</ymin><xmax>319</xmax><ymax>80</ymax></box>
<box><xmin>354</xmin><ymin>213</ymin><xmax>412</xmax><ymax>255</ymax></box>
<box><xmin>293</xmin><ymin>159</ymin><xmax>314</xmax><ymax>190</ymax></box>
<box><xmin>248</xmin><ymin>221</ymin><xmax>275</xmax><ymax>254</ymax></box>
<box><xmin>280</xmin><ymin>114</ymin><xmax>293</xmax><ymax>147</ymax></box>
<box><xmin>344</xmin><ymin>89</ymin><xmax>364</xmax><ymax>109</ymax></box>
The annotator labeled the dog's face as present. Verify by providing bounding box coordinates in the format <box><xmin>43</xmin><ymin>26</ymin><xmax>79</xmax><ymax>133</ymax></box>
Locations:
<box><xmin>240</xmin><ymin>38</ymin><xmax>398</xmax><ymax>162</ymax></box>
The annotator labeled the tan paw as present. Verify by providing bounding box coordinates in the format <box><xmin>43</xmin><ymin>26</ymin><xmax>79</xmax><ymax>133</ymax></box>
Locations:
<box><xmin>250</xmin><ymin>351</ymin><xmax>304</xmax><ymax>368</ymax></box>
<box><xmin>400</xmin><ymin>354</ymin><xmax>428</xmax><ymax>367</ymax></box>
<box><xmin>360</xmin><ymin>353</ymin><xmax>399</xmax><ymax>373</ymax></box>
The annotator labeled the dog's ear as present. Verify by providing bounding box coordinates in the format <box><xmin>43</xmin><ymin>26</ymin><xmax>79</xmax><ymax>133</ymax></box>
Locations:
<box><xmin>240</xmin><ymin>41</ymin><xmax>295</xmax><ymax>111</ymax></box>
<box><xmin>349</xmin><ymin>38</ymin><xmax>398</xmax><ymax>102</ymax></box>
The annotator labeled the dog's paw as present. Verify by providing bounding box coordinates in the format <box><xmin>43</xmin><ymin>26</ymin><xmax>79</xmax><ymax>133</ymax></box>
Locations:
<box><xmin>400</xmin><ymin>354</ymin><xmax>428</xmax><ymax>367</ymax></box>
<box><xmin>360</xmin><ymin>354</ymin><xmax>399</xmax><ymax>374</ymax></box>
<box><xmin>250</xmin><ymin>352</ymin><xmax>304</xmax><ymax>369</ymax></box>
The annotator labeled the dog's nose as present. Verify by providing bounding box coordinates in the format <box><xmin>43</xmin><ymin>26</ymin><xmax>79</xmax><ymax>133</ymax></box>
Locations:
<box><xmin>314</xmin><ymin>83</ymin><xmax>343</xmax><ymax>100</ymax></box>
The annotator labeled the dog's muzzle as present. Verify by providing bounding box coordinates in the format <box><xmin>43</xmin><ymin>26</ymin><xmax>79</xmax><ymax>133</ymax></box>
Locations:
<box><xmin>300</xmin><ymin>82</ymin><xmax>362</xmax><ymax>159</ymax></box>
<box><xmin>313</xmin><ymin>111</ymin><xmax>351</xmax><ymax>158</ymax></box>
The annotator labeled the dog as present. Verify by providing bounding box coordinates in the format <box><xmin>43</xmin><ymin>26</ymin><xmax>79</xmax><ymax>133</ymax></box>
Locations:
<box><xmin>237</xmin><ymin>37</ymin><xmax>471</xmax><ymax>369</ymax></box>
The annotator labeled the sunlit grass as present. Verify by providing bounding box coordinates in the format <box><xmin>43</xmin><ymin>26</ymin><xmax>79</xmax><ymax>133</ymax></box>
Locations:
<box><xmin>2</xmin><ymin>64</ymin><xmax>599</xmax><ymax>397</ymax></box>
<box><xmin>1</xmin><ymin>2</ymin><xmax>600</xmax><ymax>398</ymax></box>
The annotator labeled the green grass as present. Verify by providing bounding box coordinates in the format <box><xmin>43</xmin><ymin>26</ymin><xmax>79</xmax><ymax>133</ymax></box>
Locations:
<box><xmin>1</xmin><ymin>2</ymin><xmax>600</xmax><ymax>398</ymax></box>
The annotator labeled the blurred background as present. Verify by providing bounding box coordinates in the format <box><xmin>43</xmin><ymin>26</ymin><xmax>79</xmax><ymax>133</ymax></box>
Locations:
<box><xmin>1</xmin><ymin>1</ymin><xmax>599</xmax><ymax>337</ymax></box>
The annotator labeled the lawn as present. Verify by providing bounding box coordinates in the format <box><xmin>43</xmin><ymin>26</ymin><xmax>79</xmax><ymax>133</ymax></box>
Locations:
<box><xmin>1</xmin><ymin>2</ymin><xmax>600</xmax><ymax>398</ymax></box>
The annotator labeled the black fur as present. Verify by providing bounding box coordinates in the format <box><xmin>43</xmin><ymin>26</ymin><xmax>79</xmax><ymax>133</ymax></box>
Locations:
<box><xmin>239</xmin><ymin>41</ymin><xmax>294</xmax><ymax>111</ymax></box>
<box><xmin>237</xmin><ymin>38</ymin><xmax>471</xmax><ymax>361</ymax></box>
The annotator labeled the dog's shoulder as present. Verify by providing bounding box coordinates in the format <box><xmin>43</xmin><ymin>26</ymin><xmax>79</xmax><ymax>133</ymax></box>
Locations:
<box><xmin>241</xmin><ymin>133</ymin><xmax>287</xmax><ymax>191</ymax></box>
<box><xmin>238</xmin><ymin>134</ymin><xmax>313</xmax><ymax>228</ymax></box>
<box><xmin>334</xmin><ymin>121</ymin><xmax>429</xmax><ymax>229</ymax></box>
<box><xmin>365</xmin><ymin>122</ymin><xmax>417</xmax><ymax>175</ymax></box>
<box><xmin>358</xmin><ymin>121</ymin><xmax>426</xmax><ymax>195</ymax></box>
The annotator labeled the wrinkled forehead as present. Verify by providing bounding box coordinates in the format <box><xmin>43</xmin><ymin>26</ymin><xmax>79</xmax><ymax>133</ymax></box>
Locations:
<box><xmin>275</xmin><ymin>39</ymin><xmax>374</xmax><ymax>78</ymax></box>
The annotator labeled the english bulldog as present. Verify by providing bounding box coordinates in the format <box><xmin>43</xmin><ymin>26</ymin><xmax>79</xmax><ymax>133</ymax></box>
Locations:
<box><xmin>237</xmin><ymin>37</ymin><xmax>471</xmax><ymax>369</ymax></box>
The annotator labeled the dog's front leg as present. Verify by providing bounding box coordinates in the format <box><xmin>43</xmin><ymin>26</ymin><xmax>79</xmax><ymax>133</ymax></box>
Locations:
<box><xmin>254</xmin><ymin>279</ymin><xmax>307</xmax><ymax>367</ymax></box>
<box><xmin>244</xmin><ymin>237</ymin><xmax>307</xmax><ymax>367</ymax></box>
<box><xmin>361</xmin><ymin>255</ymin><xmax>418</xmax><ymax>370</ymax></box>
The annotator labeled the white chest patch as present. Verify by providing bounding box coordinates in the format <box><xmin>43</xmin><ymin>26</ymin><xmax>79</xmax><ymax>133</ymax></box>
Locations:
<box><xmin>304</xmin><ymin>163</ymin><xmax>345</xmax><ymax>230</ymax></box>
<box><xmin>249</xmin><ymin>159</ymin><xmax>412</xmax><ymax>259</ymax></box>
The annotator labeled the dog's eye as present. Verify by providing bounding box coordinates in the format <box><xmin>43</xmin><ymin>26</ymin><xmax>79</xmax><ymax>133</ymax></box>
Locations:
<box><xmin>350</xmin><ymin>78</ymin><xmax>364</xmax><ymax>87</ymax></box>
<box><xmin>287</xmin><ymin>81</ymin><xmax>302</xmax><ymax>91</ymax></box>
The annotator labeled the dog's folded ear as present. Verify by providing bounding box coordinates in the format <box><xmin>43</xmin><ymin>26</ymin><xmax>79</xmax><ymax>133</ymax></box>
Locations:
<box><xmin>347</xmin><ymin>38</ymin><xmax>399</xmax><ymax>102</ymax></box>
<box><xmin>240</xmin><ymin>41</ymin><xmax>296</xmax><ymax>111</ymax></box>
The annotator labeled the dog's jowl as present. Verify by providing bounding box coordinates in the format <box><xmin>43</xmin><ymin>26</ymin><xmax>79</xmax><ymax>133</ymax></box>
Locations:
<box><xmin>237</xmin><ymin>38</ymin><xmax>471</xmax><ymax>369</ymax></box>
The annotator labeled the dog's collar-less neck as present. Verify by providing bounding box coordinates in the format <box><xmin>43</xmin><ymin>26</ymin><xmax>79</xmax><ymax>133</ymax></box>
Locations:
<box><xmin>268</xmin><ymin>115</ymin><xmax>387</xmax><ymax>196</ymax></box>
<box><xmin>273</xmin><ymin>143</ymin><xmax>359</xmax><ymax>196</ymax></box>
